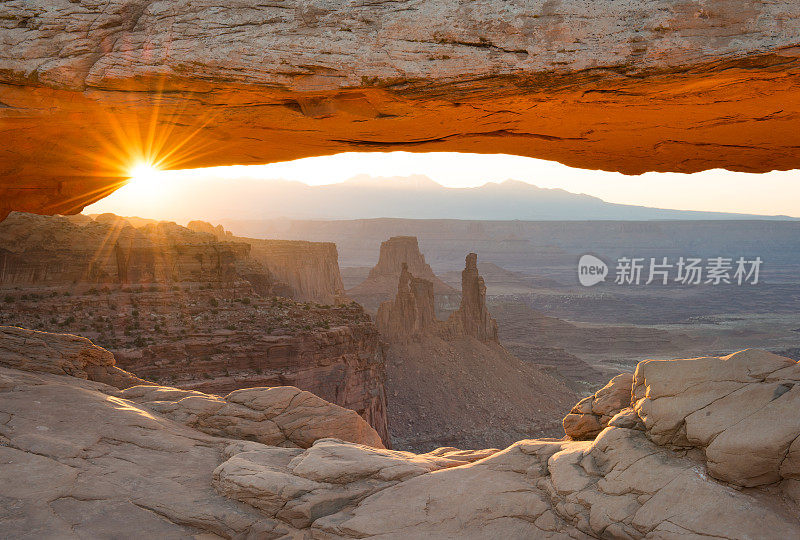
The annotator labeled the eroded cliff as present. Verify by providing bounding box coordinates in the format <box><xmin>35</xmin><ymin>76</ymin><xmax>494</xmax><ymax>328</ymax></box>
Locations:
<box><xmin>0</xmin><ymin>213</ymin><xmax>390</xmax><ymax>444</ymax></box>
<box><xmin>349</xmin><ymin>236</ymin><xmax>457</xmax><ymax>314</ymax></box>
<box><xmin>188</xmin><ymin>220</ymin><xmax>347</xmax><ymax>304</ymax></box>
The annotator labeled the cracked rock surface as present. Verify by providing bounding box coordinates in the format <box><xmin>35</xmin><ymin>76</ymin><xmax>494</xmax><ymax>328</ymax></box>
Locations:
<box><xmin>2</xmin><ymin>328</ymin><xmax>800</xmax><ymax>538</ymax></box>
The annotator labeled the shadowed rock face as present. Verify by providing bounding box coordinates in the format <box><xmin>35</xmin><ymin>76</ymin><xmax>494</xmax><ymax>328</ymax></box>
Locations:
<box><xmin>3</xmin><ymin>1</ymin><xmax>800</xmax><ymax>218</ymax></box>
<box><xmin>375</xmin><ymin>263</ymin><xmax>437</xmax><ymax>341</ymax></box>
<box><xmin>0</xmin><ymin>213</ymin><xmax>390</xmax><ymax>445</ymax></box>
<box><xmin>446</xmin><ymin>253</ymin><xmax>499</xmax><ymax>343</ymax></box>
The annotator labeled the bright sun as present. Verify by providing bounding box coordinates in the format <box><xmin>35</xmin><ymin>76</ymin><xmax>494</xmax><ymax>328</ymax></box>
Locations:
<box><xmin>119</xmin><ymin>161</ymin><xmax>168</xmax><ymax>204</ymax></box>
<box><xmin>129</xmin><ymin>161</ymin><xmax>162</xmax><ymax>183</ymax></box>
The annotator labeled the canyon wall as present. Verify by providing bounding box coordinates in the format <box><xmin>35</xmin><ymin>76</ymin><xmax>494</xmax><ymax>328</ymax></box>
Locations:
<box><xmin>114</xmin><ymin>323</ymin><xmax>389</xmax><ymax>447</ymax></box>
<box><xmin>0</xmin><ymin>212</ymin><xmax>264</xmax><ymax>287</ymax></box>
<box><xmin>247</xmin><ymin>239</ymin><xmax>346</xmax><ymax>305</ymax></box>
<box><xmin>0</xmin><ymin>213</ymin><xmax>390</xmax><ymax>445</ymax></box>
<box><xmin>188</xmin><ymin>220</ymin><xmax>347</xmax><ymax>304</ymax></box>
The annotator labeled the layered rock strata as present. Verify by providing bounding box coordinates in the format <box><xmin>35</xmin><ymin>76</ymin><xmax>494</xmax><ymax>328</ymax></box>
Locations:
<box><xmin>246</xmin><ymin>239</ymin><xmax>347</xmax><ymax>305</ymax></box>
<box><xmin>0</xmin><ymin>325</ymin><xmax>148</xmax><ymax>390</ymax></box>
<box><xmin>0</xmin><ymin>212</ymin><xmax>267</xmax><ymax>288</ymax></box>
<box><xmin>188</xmin><ymin>220</ymin><xmax>347</xmax><ymax>304</ymax></box>
<box><xmin>0</xmin><ymin>213</ymin><xmax>390</xmax><ymax>444</ymax></box>
<box><xmin>2</xmin><ymin>331</ymin><xmax>799</xmax><ymax>538</ymax></box>
<box><xmin>377</xmin><ymin>252</ymin><xmax>499</xmax><ymax>343</ymax></box>
<box><xmin>116</xmin><ymin>320</ymin><xmax>390</xmax><ymax>447</ymax></box>
<box><xmin>0</xmin><ymin>325</ymin><xmax>383</xmax><ymax>449</ymax></box>
<box><xmin>444</xmin><ymin>252</ymin><xmax>499</xmax><ymax>342</ymax></box>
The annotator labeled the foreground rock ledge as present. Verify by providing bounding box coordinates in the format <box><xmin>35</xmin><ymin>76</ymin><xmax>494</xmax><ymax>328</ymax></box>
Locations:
<box><xmin>2</xmin><ymin>327</ymin><xmax>800</xmax><ymax>537</ymax></box>
<box><xmin>3</xmin><ymin>1</ymin><xmax>800</xmax><ymax>218</ymax></box>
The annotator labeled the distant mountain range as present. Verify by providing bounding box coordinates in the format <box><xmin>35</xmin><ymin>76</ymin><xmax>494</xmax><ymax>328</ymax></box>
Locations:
<box><xmin>130</xmin><ymin>174</ymin><xmax>799</xmax><ymax>221</ymax></box>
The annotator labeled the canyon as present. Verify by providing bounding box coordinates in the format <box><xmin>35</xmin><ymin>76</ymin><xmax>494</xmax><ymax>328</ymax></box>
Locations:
<box><xmin>4</xmin><ymin>1</ymin><xmax>800</xmax><ymax>219</ymax></box>
<box><xmin>2</xmin><ymin>2</ymin><xmax>800</xmax><ymax>537</ymax></box>
<box><xmin>0</xmin><ymin>212</ymin><xmax>390</xmax><ymax>445</ymax></box>
<box><xmin>233</xmin><ymin>216</ymin><xmax>800</xmax><ymax>385</ymax></box>
<box><xmin>3</xmin><ymin>326</ymin><xmax>800</xmax><ymax>538</ymax></box>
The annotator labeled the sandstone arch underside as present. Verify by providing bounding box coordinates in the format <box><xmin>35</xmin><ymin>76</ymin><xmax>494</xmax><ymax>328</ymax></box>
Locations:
<box><xmin>2</xmin><ymin>0</ymin><xmax>800</xmax><ymax>219</ymax></box>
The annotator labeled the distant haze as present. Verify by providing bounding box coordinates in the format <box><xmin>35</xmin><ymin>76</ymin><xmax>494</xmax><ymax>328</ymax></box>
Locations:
<box><xmin>86</xmin><ymin>172</ymin><xmax>797</xmax><ymax>223</ymax></box>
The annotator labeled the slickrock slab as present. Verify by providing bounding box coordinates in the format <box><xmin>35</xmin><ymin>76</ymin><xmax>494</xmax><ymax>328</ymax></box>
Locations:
<box><xmin>213</xmin><ymin>438</ymin><xmax>497</xmax><ymax>529</ymax></box>
<box><xmin>3</xmin><ymin>327</ymin><xmax>800</xmax><ymax>537</ymax></box>
<box><xmin>0</xmin><ymin>366</ymin><xmax>291</xmax><ymax>538</ymax></box>
<box><xmin>123</xmin><ymin>384</ymin><xmax>385</xmax><ymax>450</ymax></box>
<box><xmin>544</xmin><ymin>427</ymin><xmax>800</xmax><ymax>539</ymax></box>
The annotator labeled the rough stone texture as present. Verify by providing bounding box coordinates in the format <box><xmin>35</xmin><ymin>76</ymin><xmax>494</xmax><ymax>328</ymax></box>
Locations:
<box><xmin>0</xmin><ymin>325</ymin><xmax>383</xmax><ymax>449</ymax></box>
<box><xmin>632</xmin><ymin>348</ymin><xmax>800</xmax><ymax>487</ymax></box>
<box><xmin>116</xmin><ymin>320</ymin><xmax>391</xmax><ymax>448</ymax></box>
<box><xmin>375</xmin><ymin>262</ymin><xmax>437</xmax><ymax>341</ymax></box>
<box><xmin>247</xmin><ymin>238</ymin><xmax>347</xmax><ymax>305</ymax></box>
<box><xmin>542</xmin><ymin>428</ymin><xmax>800</xmax><ymax>539</ymax></box>
<box><xmin>3</xmin><ymin>1</ymin><xmax>800</xmax><ymax>218</ymax></box>
<box><xmin>0</xmin><ymin>325</ymin><xmax>148</xmax><ymax>389</ymax></box>
<box><xmin>564</xmin><ymin>349</ymin><xmax>800</xmax><ymax>490</ymax></box>
<box><xmin>377</xmin><ymin>252</ymin><xmax>499</xmax><ymax>344</ymax></box>
<box><xmin>189</xmin><ymin>220</ymin><xmax>347</xmax><ymax>304</ymax></box>
<box><xmin>213</xmin><ymin>438</ymin><xmax>496</xmax><ymax>529</ymax></box>
<box><xmin>564</xmin><ymin>373</ymin><xmax>635</xmax><ymax>440</ymax></box>
<box><xmin>0</xmin><ymin>212</ymin><xmax>266</xmax><ymax>287</ymax></box>
<box><xmin>3</xmin><ymin>329</ymin><xmax>800</xmax><ymax>538</ymax></box>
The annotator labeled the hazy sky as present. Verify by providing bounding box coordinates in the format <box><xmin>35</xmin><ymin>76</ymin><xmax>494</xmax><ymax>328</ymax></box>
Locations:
<box><xmin>85</xmin><ymin>151</ymin><xmax>800</xmax><ymax>219</ymax></box>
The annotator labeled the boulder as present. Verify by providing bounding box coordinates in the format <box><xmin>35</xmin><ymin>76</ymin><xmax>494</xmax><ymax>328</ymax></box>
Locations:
<box><xmin>3</xmin><ymin>324</ymin><xmax>800</xmax><ymax>538</ymax></box>
<box><xmin>213</xmin><ymin>438</ymin><xmax>495</xmax><ymax>528</ymax></box>
<box><xmin>632</xmin><ymin>348</ymin><xmax>800</xmax><ymax>487</ymax></box>
<box><xmin>564</xmin><ymin>372</ymin><xmax>634</xmax><ymax>440</ymax></box>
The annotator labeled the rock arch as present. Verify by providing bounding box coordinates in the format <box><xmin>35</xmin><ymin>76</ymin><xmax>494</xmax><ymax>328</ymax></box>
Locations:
<box><xmin>2</xmin><ymin>0</ymin><xmax>800</xmax><ymax>219</ymax></box>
